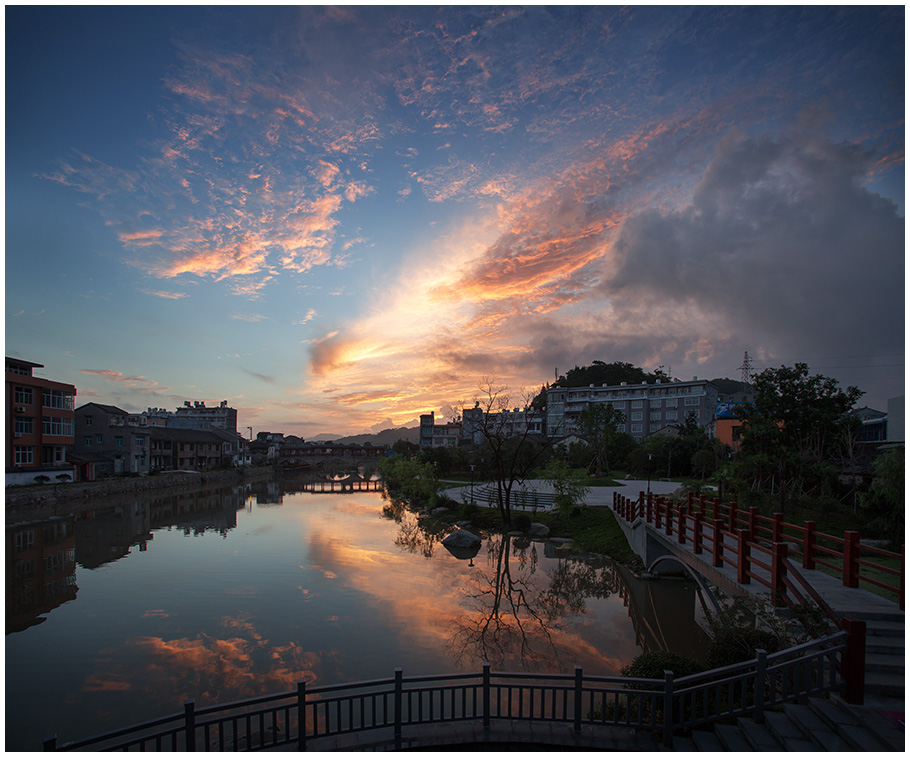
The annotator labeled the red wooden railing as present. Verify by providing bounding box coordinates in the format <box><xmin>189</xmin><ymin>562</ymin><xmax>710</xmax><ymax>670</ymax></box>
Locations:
<box><xmin>612</xmin><ymin>491</ymin><xmax>904</xmax><ymax>611</ymax></box>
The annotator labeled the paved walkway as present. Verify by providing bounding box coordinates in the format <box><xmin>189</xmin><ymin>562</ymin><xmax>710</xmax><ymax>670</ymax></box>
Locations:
<box><xmin>443</xmin><ymin>477</ymin><xmax>682</xmax><ymax>509</ymax></box>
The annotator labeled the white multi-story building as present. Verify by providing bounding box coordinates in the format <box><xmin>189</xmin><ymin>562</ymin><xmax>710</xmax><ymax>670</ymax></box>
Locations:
<box><xmin>461</xmin><ymin>404</ymin><xmax>545</xmax><ymax>445</ymax></box>
<box><xmin>546</xmin><ymin>378</ymin><xmax>719</xmax><ymax>441</ymax></box>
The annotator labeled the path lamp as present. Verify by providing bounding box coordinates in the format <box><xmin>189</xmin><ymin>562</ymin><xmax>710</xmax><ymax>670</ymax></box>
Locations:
<box><xmin>470</xmin><ymin>464</ymin><xmax>475</xmax><ymax>505</ymax></box>
<box><xmin>647</xmin><ymin>454</ymin><xmax>652</xmax><ymax>498</ymax></box>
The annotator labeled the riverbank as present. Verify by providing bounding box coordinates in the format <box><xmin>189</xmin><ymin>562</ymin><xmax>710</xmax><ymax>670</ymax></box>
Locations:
<box><xmin>5</xmin><ymin>466</ymin><xmax>277</xmax><ymax>523</ymax></box>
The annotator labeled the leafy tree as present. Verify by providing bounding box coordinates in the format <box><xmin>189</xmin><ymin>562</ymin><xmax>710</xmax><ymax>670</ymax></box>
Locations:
<box><xmin>861</xmin><ymin>447</ymin><xmax>904</xmax><ymax>543</ymax></box>
<box><xmin>575</xmin><ymin>402</ymin><xmax>629</xmax><ymax>477</ymax></box>
<box><xmin>379</xmin><ymin>455</ymin><xmax>439</xmax><ymax>505</ymax></box>
<box><xmin>735</xmin><ymin>363</ymin><xmax>862</xmax><ymax>509</ymax></box>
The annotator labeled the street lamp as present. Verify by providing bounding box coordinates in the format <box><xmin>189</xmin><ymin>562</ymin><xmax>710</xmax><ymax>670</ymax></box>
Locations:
<box><xmin>469</xmin><ymin>464</ymin><xmax>475</xmax><ymax>505</ymax></box>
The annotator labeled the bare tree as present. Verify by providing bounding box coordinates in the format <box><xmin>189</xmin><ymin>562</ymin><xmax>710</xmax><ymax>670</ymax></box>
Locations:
<box><xmin>471</xmin><ymin>377</ymin><xmax>551</xmax><ymax>526</ymax></box>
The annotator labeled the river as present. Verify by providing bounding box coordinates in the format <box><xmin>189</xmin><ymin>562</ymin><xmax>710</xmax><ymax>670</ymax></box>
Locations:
<box><xmin>5</xmin><ymin>475</ymin><xmax>708</xmax><ymax>750</ymax></box>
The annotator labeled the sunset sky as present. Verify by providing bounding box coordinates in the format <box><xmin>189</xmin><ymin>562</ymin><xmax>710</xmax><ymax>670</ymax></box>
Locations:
<box><xmin>6</xmin><ymin>5</ymin><xmax>905</xmax><ymax>437</ymax></box>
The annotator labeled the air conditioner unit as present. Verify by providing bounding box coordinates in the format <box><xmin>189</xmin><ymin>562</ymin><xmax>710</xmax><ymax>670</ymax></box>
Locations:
<box><xmin>14</xmin><ymin>432</ymin><xmax>22</xmax><ymax>438</ymax></box>
<box><xmin>15</xmin><ymin>406</ymin><xmax>26</xmax><ymax>413</ymax></box>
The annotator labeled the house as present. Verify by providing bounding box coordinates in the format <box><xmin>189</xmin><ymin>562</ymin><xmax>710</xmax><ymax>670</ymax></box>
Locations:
<box><xmin>6</xmin><ymin>357</ymin><xmax>77</xmax><ymax>485</ymax></box>
<box><xmin>147</xmin><ymin>427</ymin><xmax>225</xmax><ymax>471</ymax></box>
<box><xmin>73</xmin><ymin>403</ymin><xmax>151</xmax><ymax>479</ymax></box>
<box><xmin>546</xmin><ymin>378</ymin><xmax>720</xmax><ymax>442</ymax></box>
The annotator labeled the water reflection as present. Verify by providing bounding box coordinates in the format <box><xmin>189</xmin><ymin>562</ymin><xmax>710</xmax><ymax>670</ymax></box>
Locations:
<box><xmin>5</xmin><ymin>477</ymin><xmax>709</xmax><ymax>751</ymax></box>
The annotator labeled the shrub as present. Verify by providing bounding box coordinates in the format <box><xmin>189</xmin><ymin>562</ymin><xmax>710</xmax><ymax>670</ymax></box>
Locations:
<box><xmin>621</xmin><ymin>651</ymin><xmax>706</xmax><ymax>682</ymax></box>
<box><xmin>512</xmin><ymin>513</ymin><xmax>532</xmax><ymax>532</ymax></box>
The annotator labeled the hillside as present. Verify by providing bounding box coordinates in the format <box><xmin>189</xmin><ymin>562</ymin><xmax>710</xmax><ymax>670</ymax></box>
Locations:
<box><xmin>327</xmin><ymin>425</ymin><xmax>420</xmax><ymax>447</ymax></box>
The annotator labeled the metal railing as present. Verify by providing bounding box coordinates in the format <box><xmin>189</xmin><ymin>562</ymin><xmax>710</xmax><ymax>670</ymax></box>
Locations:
<box><xmin>44</xmin><ymin>632</ymin><xmax>847</xmax><ymax>752</ymax></box>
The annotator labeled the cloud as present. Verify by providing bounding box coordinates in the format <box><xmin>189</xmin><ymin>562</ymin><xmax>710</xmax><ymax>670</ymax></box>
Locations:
<box><xmin>230</xmin><ymin>313</ymin><xmax>267</xmax><ymax>322</ymax></box>
<box><xmin>141</xmin><ymin>289</ymin><xmax>188</xmax><ymax>300</ymax></box>
<box><xmin>80</xmin><ymin>369</ymin><xmax>163</xmax><ymax>388</ymax></box>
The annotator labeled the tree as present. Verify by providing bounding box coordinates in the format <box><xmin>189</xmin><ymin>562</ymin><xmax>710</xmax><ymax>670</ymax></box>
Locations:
<box><xmin>735</xmin><ymin>363</ymin><xmax>863</xmax><ymax>508</ymax></box>
<box><xmin>861</xmin><ymin>447</ymin><xmax>904</xmax><ymax>544</ymax></box>
<box><xmin>575</xmin><ymin>402</ymin><xmax>628</xmax><ymax>478</ymax></box>
<box><xmin>472</xmin><ymin>377</ymin><xmax>550</xmax><ymax>526</ymax></box>
<box><xmin>541</xmin><ymin>458</ymin><xmax>591</xmax><ymax>517</ymax></box>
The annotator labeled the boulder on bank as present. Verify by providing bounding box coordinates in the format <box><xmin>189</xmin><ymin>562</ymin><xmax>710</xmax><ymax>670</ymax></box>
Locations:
<box><xmin>528</xmin><ymin>522</ymin><xmax>550</xmax><ymax>538</ymax></box>
<box><xmin>442</xmin><ymin>529</ymin><xmax>482</xmax><ymax>549</ymax></box>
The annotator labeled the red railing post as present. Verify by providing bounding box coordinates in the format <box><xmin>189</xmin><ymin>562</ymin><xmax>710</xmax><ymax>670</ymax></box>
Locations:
<box><xmin>803</xmin><ymin>521</ymin><xmax>816</xmax><ymax>570</ymax></box>
<box><xmin>770</xmin><ymin>542</ymin><xmax>788</xmax><ymax>606</ymax></box>
<box><xmin>843</xmin><ymin>531</ymin><xmax>860</xmax><ymax>588</ymax></box>
<box><xmin>901</xmin><ymin>546</ymin><xmax>905</xmax><ymax>611</ymax></box>
<box><xmin>841</xmin><ymin>618</ymin><xmax>866</xmax><ymax>705</ymax></box>
<box><xmin>647</xmin><ymin>493</ymin><xmax>653</xmax><ymax>523</ymax></box>
<box><xmin>655</xmin><ymin>498</ymin><xmax>662</xmax><ymax>530</ymax></box>
<box><xmin>698</xmin><ymin>494</ymin><xmax>706</xmax><ymax>516</ymax></box>
<box><xmin>664</xmin><ymin>499</ymin><xmax>673</xmax><ymax>536</ymax></box>
<box><xmin>712</xmin><ymin>518</ymin><xmax>724</xmax><ymax>567</ymax></box>
<box><xmin>737</xmin><ymin>528</ymin><xmax>750</xmax><ymax>584</ymax></box>
<box><xmin>729</xmin><ymin>501</ymin><xmax>739</xmax><ymax>533</ymax></box>
<box><xmin>772</xmin><ymin>513</ymin><xmax>783</xmax><ymax>543</ymax></box>
<box><xmin>687</xmin><ymin>491</ymin><xmax>694</xmax><ymax>509</ymax></box>
<box><xmin>693</xmin><ymin>512</ymin><xmax>703</xmax><ymax>555</ymax></box>
<box><xmin>677</xmin><ymin>506</ymin><xmax>687</xmax><ymax>544</ymax></box>
<box><xmin>713</xmin><ymin>497</ymin><xmax>721</xmax><ymax>521</ymax></box>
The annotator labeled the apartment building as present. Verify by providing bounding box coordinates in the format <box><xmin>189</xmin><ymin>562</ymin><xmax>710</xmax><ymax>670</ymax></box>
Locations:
<box><xmin>6</xmin><ymin>357</ymin><xmax>77</xmax><ymax>484</ymax></box>
<box><xmin>461</xmin><ymin>403</ymin><xmax>546</xmax><ymax>444</ymax></box>
<box><xmin>419</xmin><ymin>411</ymin><xmax>462</xmax><ymax>448</ymax></box>
<box><xmin>546</xmin><ymin>378</ymin><xmax>719</xmax><ymax>441</ymax></box>
<box><xmin>147</xmin><ymin>427</ymin><xmax>227</xmax><ymax>471</ymax></box>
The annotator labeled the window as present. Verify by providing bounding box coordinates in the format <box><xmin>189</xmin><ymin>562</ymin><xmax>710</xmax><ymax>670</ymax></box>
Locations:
<box><xmin>15</xmin><ymin>530</ymin><xmax>35</xmax><ymax>550</ymax></box>
<box><xmin>665</xmin><ymin>410</ymin><xmax>678</xmax><ymax>421</ymax></box>
<box><xmin>631</xmin><ymin>424</ymin><xmax>643</xmax><ymax>433</ymax></box>
<box><xmin>42</xmin><ymin>417</ymin><xmax>74</xmax><ymax>436</ymax></box>
<box><xmin>631</xmin><ymin>400</ymin><xmax>643</xmax><ymax>408</ymax></box>
<box><xmin>650</xmin><ymin>412</ymin><xmax>662</xmax><ymax>421</ymax></box>
<box><xmin>650</xmin><ymin>424</ymin><xmax>661</xmax><ymax>432</ymax></box>
<box><xmin>135</xmin><ymin>437</ymin><xmax>145</xmax><ymax>447</ymax></box>
<box><xmin>15</xmin><ymin>560</ymin><xmax>35</xmax><ymax>577</ymax></box>
<box><xmin>115</xmin><ymin>436</ymin><xmax>124</xmax><ymax>447</ymax></box>
<box><xmin>14</xmin><ymin>446</ymin><xmax>33</xmax><ymax>465</ymax></box>
<box><xmin>14</xmin><ymin>386</ymin><xmax>33</xmax><ymax>405</ymax></box>
<box><xmin>42</xmin><ymin>389</ymin><xmax>74</xmax><ymax>410</ymax></box>
<box><xmin>14</xmin><ymin>417</ymin><xmax>33</xmax><ymax>435</ymax></box>
<box><xmin>7</xmin><ymin>363</ymin><xmax>30</xmax><ymax>375</ymax></box>
<box><xmin>84</xmin><ymin>415</ymin><xmax>93</xmax><ymax>426</ymax></box>
<box><xmin>685</xmin><ymin>397</ymin><xmax>699</xmax><ymax>406</ymax></box>
<box><xmin>631</xmin><ymin>411</ymin><xmax>643</xmax><ymax>421</ymax></box>
<box><xmin>665</xmin><ymin>399</ymin><xmax>677</xmax><ymax>408</ymax></box>
<box><xmin>96</xmin><ymin>434</ymin><xmax>104</xmax><ymax>444</ymax></box>
<box><xmin>612</xmin><ymin>401</ymin><xmax>625</xmax><ymax>408</ymax></box>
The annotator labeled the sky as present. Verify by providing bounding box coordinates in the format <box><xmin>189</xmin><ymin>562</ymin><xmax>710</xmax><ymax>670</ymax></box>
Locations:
<box><xmin>5</xmin><ymin>5</ymin><xmax>905</xmax><ymax>438</ymax></box>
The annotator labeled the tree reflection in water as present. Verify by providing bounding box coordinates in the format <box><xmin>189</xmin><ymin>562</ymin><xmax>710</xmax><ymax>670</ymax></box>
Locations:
<box><xmin>383</xmin><ymin>500</ymin><xmax>627</xmax><ymax>672</ymax></box>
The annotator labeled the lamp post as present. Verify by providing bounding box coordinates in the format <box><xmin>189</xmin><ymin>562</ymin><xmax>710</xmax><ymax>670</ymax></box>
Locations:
<box><xmin>470</xmin><ymin>464</ymin><xmax>475</xmax><ymax>505</ymax></box>
<box><xmin>647</xmin><ymin>454</ymin><xmax>652</xmax><ymax>498</ymax></box>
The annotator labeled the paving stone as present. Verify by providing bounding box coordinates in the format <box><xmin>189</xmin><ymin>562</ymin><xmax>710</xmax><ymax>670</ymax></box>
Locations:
<box><xmin>714</xmin><ymin>723</ymin><xmax>753</xmax><ymax>751</ymax></box>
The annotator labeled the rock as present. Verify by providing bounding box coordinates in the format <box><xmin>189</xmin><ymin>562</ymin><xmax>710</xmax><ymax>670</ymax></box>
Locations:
<box><xmin>431</xmin><ymin>507</ymin><xmax>450</xmax><ymax>517</ymax></box>
<box><xmin>442</xmin><ymin>529</ymin><xmax>482</xmax><ymax>549</ymax></box>
<box><xmin>527</xmin><ymin>522</ymin><xmax>550</xmax><ymax>538</ymax></box>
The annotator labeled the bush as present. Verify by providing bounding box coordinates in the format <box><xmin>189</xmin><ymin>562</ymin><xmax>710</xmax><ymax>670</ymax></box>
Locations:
<box><xmin>621</xmin><ymin>651</ymin><xmax>706</xmax><ymax>682</ymax></box>
<box><xmin>512</xmin><ymin>513</ymin><xmax>532</xmax><ymax>532</ymax></box>
<box><xmin>706</xmin><ymin>626</ymin><xmax>780</xmax><ymax>668</ymax></box>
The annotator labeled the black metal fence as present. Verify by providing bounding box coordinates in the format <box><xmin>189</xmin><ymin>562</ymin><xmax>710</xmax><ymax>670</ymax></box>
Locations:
<box><xmin>44</xmin><ymin>631</ymin><xmax>847</xmax><ymax>751</ymax></box>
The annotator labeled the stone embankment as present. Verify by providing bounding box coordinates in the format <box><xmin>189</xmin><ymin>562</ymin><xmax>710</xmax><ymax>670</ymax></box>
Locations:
<box><xmin>6</xmin><ymin>466</ymin><xmax>277</xmax><ymax>522</ymax></box>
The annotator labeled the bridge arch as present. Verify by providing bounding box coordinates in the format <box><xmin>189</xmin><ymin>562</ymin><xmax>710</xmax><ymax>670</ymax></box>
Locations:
<box><xmin>647</xmin><ymin>554</ymin><xmax>723</xmax><ymax>614</ymax></box>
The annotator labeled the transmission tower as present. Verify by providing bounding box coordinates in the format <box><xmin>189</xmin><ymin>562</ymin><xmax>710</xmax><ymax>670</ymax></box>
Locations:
<box><xmin>738</xmin><ymin>351</ymin><xmax>754</xmax><ymax>386</ymax></box>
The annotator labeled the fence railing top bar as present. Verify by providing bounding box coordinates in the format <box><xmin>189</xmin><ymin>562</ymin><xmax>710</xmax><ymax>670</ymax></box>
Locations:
<box><xmin>396</xmin><ymin>671</ymin><xmax>488</xmax><ymax>686</ymax></box>
<box><xmin>56</xmin><ymin>710</ymin><xmax>186</xmax><ymax>749</ymax></box>
<box><xmin>860</xmin><ymin>542</ymin><xmax>903</xmax><ymax>559</ymax></box>
<box><xmin>307</xmin><ymin>675</ymin><xmax>398</xmax><ymax>695</ymax></box>
<box><xmin>193</xmin><ymin>689</ymin><xmax>298</xmax><ymax>716</ymax></box>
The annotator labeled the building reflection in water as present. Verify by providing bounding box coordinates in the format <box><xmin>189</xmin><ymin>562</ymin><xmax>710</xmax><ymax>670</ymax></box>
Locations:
<box><xmin>6</xmin><ymin>516</ymin><xmax>78</xmax><ymax>633</ymax></box>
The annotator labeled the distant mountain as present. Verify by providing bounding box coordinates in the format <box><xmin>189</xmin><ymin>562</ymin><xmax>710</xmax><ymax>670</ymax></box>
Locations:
<box><xmin>710</xmin><ymin>377</ymin><xmax>752</xmax><ymax>398</ymax></box>
<box><xmin>323</xmin><ymin>425</ymin><xmax>420</xmax><ymax>447</ymax></box>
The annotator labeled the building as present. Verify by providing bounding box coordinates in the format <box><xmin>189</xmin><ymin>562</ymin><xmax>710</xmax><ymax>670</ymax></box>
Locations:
<box><xmin>419</xmin><ymin>411</ymin><xmax>462</xmax><ymax>448</ymax></box>
<box><xmin>72</xmin><ymin>403</ymin><xmax>151</xmax><ymax>479</ymax></box>
<box><xmin>546</xmin><ymin>378</ymin><xmax>720</xmax><ymax>442</ymax></box>
<box><xmin>461</xmin><ymin>403</ymin><xmax>545</xmax><ymax>445</ymax></box>
<box><xmin>147</xmin><ymin>427</ymin><xmax>227</xmax><ymax>471</ymax></box>
<box><xmin>6</xmin><ymin>357</ymin><xmax>77</xmax><ymax>485</ymax></box>
<box><xmin>142</xmin><ymin>401</ymin><xmax>238</xmax><ymax>433</ymax></box>
<box><xmin>886</xmin><ymin>396</ymin><xmax>904</xmax><ymax>443</ymax></box>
